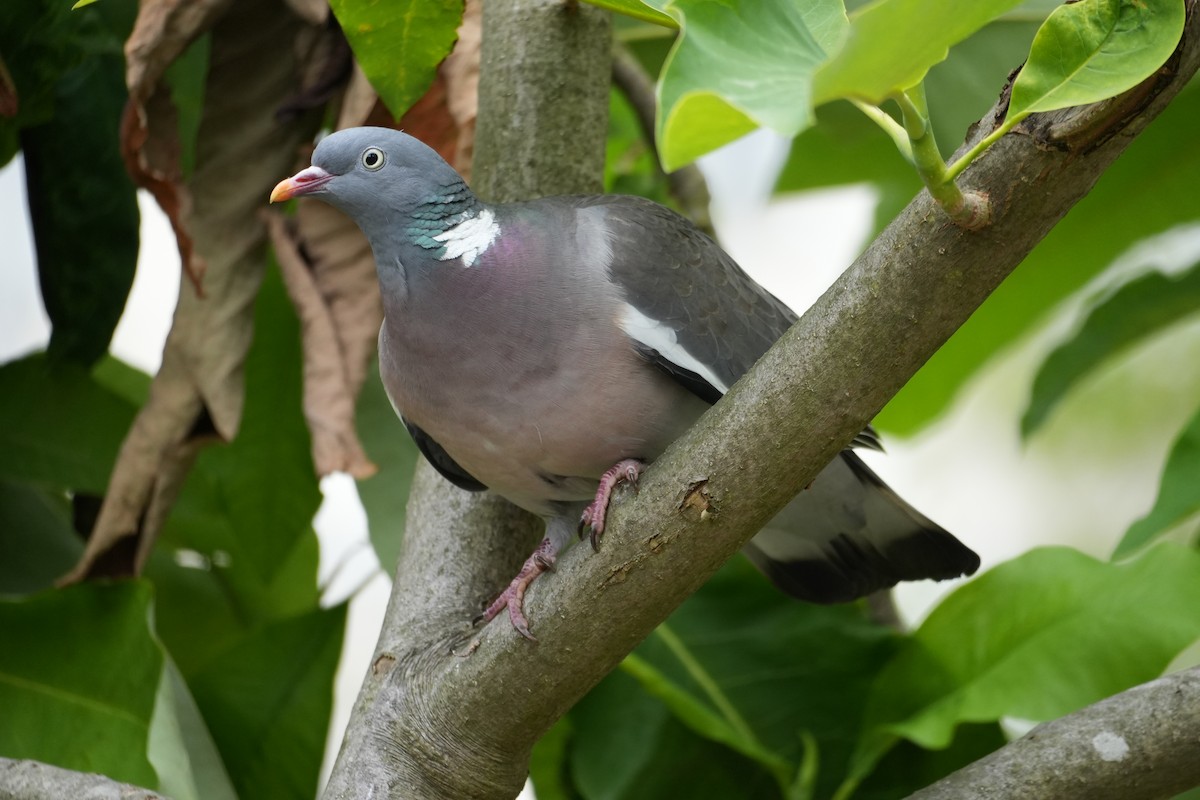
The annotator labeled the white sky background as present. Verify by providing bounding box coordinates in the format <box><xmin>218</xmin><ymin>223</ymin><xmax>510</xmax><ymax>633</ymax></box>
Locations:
<box><xmin>3</xmin><ymin>127</ymin><xmax>1199</xmax><ymax>791</ymax></box>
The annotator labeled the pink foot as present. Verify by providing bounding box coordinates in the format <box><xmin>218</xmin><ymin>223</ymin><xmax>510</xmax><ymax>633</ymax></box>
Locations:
<box><xmin>579</xmin><ymin>458</ymin><xmax>645</xmax><ymax>550</ymax></box>
<box><xmin>476</xmin><ymin>538</ymin><xmax>557</xmax><ymax>641</ymax></box>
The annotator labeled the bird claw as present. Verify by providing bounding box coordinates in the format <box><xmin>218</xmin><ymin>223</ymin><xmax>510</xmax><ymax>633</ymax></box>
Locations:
<box><xmin>475</xmin><ymin>541</ymin><xmax>558</xmax><ymax>641</ymax></box>
<box><xmin>578</xmin><ymin>458</ymin><xmax>645</xmax><ymax>550</ymax></box>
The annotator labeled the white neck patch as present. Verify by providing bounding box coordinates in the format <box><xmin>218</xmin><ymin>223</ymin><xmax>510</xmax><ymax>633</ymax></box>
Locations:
<box><xmin>434</xmin><ymin>208</ymin><xmax>500</xmax><ymax>267</ymax></box>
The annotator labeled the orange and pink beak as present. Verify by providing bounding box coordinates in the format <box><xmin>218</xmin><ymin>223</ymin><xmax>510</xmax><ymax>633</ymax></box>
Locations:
<box><xmin>270</xmin><ymin>165</ymin><xmax>335</xmax><ymax>203</ymax></box>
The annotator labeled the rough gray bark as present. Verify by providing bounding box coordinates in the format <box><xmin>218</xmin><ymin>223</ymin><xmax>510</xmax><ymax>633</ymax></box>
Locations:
<box><xmin>906</xmin><ymin>665</ymin><xmax>1200</xmax><ymax>800</ymax></box>
<box><xmin>0</xmin><ymin>758</ymin><xmax>166</xmax><ymax>800</ymax></box>
<box><xmin>325</xmin><ymin>2</ymin><xmax>1200</xmax><ymax>800</ymax></box>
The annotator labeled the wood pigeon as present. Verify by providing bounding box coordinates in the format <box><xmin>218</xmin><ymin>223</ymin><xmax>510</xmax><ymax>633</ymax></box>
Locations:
<box><xmin>271</xmin><ymin>127</ymin><xmax>979</xmax><ymax>639</ymax></box>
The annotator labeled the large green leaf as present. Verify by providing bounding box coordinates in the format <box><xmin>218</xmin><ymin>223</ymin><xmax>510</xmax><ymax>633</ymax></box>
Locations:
<box><xmin>0</xmin><ymin>480</ymin><xmax>80</xmax><ymax>597</ymax></box>
<box><xmin>528</xmin><ymin>718</ymin><xmax>578</xmax><ymax>800</ymax></box>
<box><xmin>147</xmin><ymin>660</ymin><xmax>238</xmax><ymax>800</ymax></box>
<box><xmin>1007</xmin><ymin>0</ymin><xmax>1185</xmax><ymax>120</ymax></box>
<box><xmin>851</xmin><ymin>545</ymin><xmax>1200</xmax><ymax>775</ymax></box>
<box><xmin>1023</xmin><ymin>255</ymin><xmax>1200</xmax><ymax>436</ymax></box>
<box><xmin>0</xmin><ymin>0</ymin><xmax>75</xmax><ymax>165</ymax></box>
<box><xmin>0</xmin><ymin>582</ymin><xmax>161</xmax><ymax>788</ymax></box>
<box><xmin>878</xmin><ymin>81</ymin><xmax>1200</xmax><ymax>433</ymax></box>
<box><xmin>1115</xmin><ymin>405</ymin><xmax>1200</xmax><ymax>559</ymax></box>
<box><xmin>21</xmin><ymin>25</ymin><xmax>138</xmax><ymax>366</ymax></box>
<box><xmin>812</xmin><ymin>0</ymin><xmax>1027</xmax><ymax>104</ymax></box>
<box><xmin>187</xmin><ymin>606</ymin><xmax>346</xmax><ymax>800</ymax></box>
<box><xmin>329</xmin><ymin>0</ymin><xmax>463</xmax><ymax>120</ymax></box>
<box><xmin>612</xmin><ymin>558</ymin><xmax>903</xmax><ymax>799</ymax></box>
<box><xmin>356</xmin><ymin>358</ymin><xmax>420</xmax><ymax>572</ymax></box>
<box><xmin>0</xmin><ymin>353</ymin><xmax>138</xmax><ymax>493</ymax></box>
<box><xmin>566</xmin><ymin>667</ymin><xmax>780</xmax><ymax>800</ymax></box>
<box><xmin>567</xmin><ymin>668</ymin><xmax>671</xmax><ymax>800</ymax></box>
<box><xmin>852</xmin><ymin>723</ymin><xmax>1007</xmax><ymax>800</ymax></box>
<box><xmin>654</xmin><ymin>0</ymin><xmax>848</xmax><ymax>170</ymax></box>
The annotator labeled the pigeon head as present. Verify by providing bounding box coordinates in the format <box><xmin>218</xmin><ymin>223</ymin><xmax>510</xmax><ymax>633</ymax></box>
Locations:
<box><xmin>272</xmin><ymin>127</ymin><xmax>498</xmax><ymax>269</ymax></box>
<box><xmin>271</xmin><ymin>127</ymin><xmax>465</xmax><ymax>217</ymax></box>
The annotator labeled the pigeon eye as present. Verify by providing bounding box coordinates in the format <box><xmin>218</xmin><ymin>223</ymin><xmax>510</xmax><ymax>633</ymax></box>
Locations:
<box><xmin>361</xmin><ymin>147</ymin><xmax>385</xmax><ymax>171</ymax></box>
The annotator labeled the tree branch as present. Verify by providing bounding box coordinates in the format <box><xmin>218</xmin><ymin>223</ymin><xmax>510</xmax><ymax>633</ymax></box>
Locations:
<box><xmin>0</xmin><ymin>758</ymin><xmax>166</xmax><ymax>800</ymax></box>
<box><xmin>906</xmin><ymin>666</ymin><xmax>1200</xmax><ymax>800</ymax></box>
<box><xmin>327</xmin><ymin>3</ymin><xmax>1200</xmax><ymax>799</ymax></box>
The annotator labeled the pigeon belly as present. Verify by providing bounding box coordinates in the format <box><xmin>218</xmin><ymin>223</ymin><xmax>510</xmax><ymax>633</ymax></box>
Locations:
<box><xmin>377</xmin><ymin>267</ymin><xmax>708</xmax><ymax>517</ymax></box>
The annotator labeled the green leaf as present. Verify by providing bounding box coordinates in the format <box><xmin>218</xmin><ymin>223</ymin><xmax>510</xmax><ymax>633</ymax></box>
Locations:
<box><xmin>878</xmin><ymin>81</ymin><xmax>1200</xmax><ymax>433</ymax></box>
<box><xmin>655</xmin><ymin>0</ymin><xmax>848</xmax><ymax>170</ymax></box>
<box><xmin>0</xmin><ymin>0</ymin><xmax>75</xmax><ymax>164</ymax></box>
<box><xmin>623</xmin><ymin>558</ymin><xmax>900</xmax><ymax>798</ymax></box>
<box><xmin>146</xmin><ymin>529</ymin><xmax>321</xmax><ymax>677</ymax></box>
<box><xmin>583</xmin><ymin>0</ymin><xmax>677</xmax><ymax>27</ymax></box>
<box><xmin>1008</xmin><ymin>0</ymin><xmax>1185</xmax><ymax>121</ymax></box>
<box><xmin>851</xmin><ymin>723</ymin><xmax>1007</xmax><ymax>800</ymax></box>
<box><xmin>621</xmin><ymin>651</ymin><xmax>791</xmax><ymax>779</ymax></box>
<box><xmin>1023</xmin><ymin>256</ymin><xmax>1200</xmax><ymax>436</ymax></box>
<box><xmin>0</xmin><ymin>582</ymin><xmax>161</xmax><ymax>788</ymax></box>
<box><xmin>0</xmin><ymin>480</ymin><xmax>81</xmax><ymax>597</ymax></box>
<box><xmin>812</xmin><ymin>0</ymin><xmax>1027</xmax><ymax>105</ymax></box>
<box><xmin>147</xmin><ymin>659</ymin><xmax>239</xmax><ymax>800</ymax></box>
<box><xmin>569</xmin><ymin>668</ymin><xmax>670</xmax><ymax>800</ymax></box>
<box><xmin>568</xmin><ymin>668</ymin><xmax>780</xmax><ymax>800</ymax></box>
<box><xmin>93</xmin><ymin>353</ymin><xmax>153</xmax><ymax>406</ymax></box>
<box><xmin>0</xmin><ymin>353</ymin><xmax>138</xmax><ymax>493</ymax></box>
<box><xmin>356</xmin><ymin>358</ymin><xmax>420</xmax><ymax>572</ymax></box>
<box><xmin>187</xmin><ymin>606</ymin><xmax>347</xmax><ymax>800</ymax></box>
<box><xmin>20</xmin><ymin>42</ymin><xmax>137</xmax><ymax>366</ymax></box>
<box><xmin>329</xmin><ymin>0</ymin><xmax>463</xmax><ymax>120</ymax></box>
<box><xmin>529</xmin><ymin>717</ymin><xmax>579</xmax><ymax>800</ymax></box>
<box><xmin>1115</xmin><ymin>405</ymin><xmax>1200</xmax><ymax>559</ymax></box>
<box><xmin>852</xmin><ymin>545</ymin><xmax>1200</xmax><ymax>774</ymax></box>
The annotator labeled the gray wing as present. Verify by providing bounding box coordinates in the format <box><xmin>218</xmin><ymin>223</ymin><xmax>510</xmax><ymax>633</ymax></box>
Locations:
<box><xmin>578</xmin><ymin>195</ymin><xmax>885</xmax><ymax>451</ymax></box>
<box><xmin>572</xmin><ymin>195</ymin><xmax>977</xmax><ymax>602</ymax></box>
<box><xmin>579</xmin><ymin>194</ymin><xmax>794</xmax><ymax>392</ymax></box>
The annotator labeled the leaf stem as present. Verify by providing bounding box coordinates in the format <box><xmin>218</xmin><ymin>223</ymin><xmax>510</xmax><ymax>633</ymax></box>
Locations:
<box><xmin>893</xmin><ymin>85</ymin><xmax>991</xmax><ymax>230</ymax></box>
<box><xmin>851</xmin><ymin>100</ymin><xmax>913</xmax><ymax>163</ymax></box>
<box><xmin>944</xmin><ymin>115</ymin><xmax>1022</xmax><ymax>182</ymax></box>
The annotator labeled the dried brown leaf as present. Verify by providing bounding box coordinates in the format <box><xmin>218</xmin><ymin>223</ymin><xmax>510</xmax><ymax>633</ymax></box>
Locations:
<box><xmin>122</xmin><ymin>0</ymin><xmax>234</xmax><ymax>294</ymax></box>
<box><xmin>283</xmin><ymin>0</ymin><xmax>328</xmax><ymax>26</ymax></box>
<box><xmin>65</xmin><ymin>0</ymin><xmax>324</xmax><ymax>581</ymax></box>
<box><xmin>265</xmin><ymin>208</ymin><xmax>377</xmax><ymax>478</ymax></box>
<box><xmin>278</xmin><ymin>16</ymin><xmax>352</xmax><ymax>121</ymax></box>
